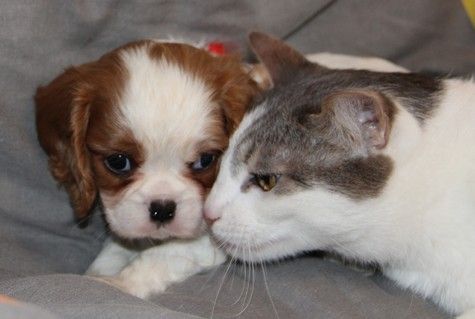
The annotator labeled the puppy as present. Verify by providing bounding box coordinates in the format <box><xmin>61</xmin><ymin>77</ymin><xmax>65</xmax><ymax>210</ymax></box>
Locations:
<box><xmin>35</xmin><ymin>39</ymin><xmax>260</xmax><ymax>298</ymax></box>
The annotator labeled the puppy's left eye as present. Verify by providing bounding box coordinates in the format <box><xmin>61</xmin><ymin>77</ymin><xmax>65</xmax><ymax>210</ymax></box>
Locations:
<box><xmin>104</xmin><ymin>154</ymin><xmax>133</xmax><ymax>175</ymax></box>
<box><xmin>191</xmin><ymin>153</ymin><xmax>216</xmax><ymax>171</ymax></box>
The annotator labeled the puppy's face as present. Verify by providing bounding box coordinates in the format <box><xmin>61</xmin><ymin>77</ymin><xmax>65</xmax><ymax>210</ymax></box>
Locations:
<box><xmin>36</xmin><ymin>40</ymin><xmax>259</xmax><ymax>240</ymax></box>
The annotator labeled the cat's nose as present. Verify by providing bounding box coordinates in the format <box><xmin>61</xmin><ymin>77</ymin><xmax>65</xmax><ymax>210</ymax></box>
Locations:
<box><xmin>203</xmin><ymin>208</ymin><xmax>220</xmax><ymax>226</ymax></box>
<box><xmin>205</xmin><ymin>216</ymin><xmax>219</xmax><ymax>226</ymax></box>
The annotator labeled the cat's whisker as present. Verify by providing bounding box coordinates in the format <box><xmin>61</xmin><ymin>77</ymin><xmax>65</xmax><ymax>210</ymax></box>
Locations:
<box><xmin>249</xmin><ymin>239</ymin><xmax>257</xmax><ymax>313</ymax></box>
<box><xmin>228</xmin><ymin>255</ymin><xmax>238</xmax><ymax>292</ymax></box>
<box><xmin>198</xmin><ymin>246</ymin><xmax>230</xmax><ymax>293</ymax></box>
<box><xmin>230</xmin><ymin>256</ymin><xmax>247</xmax><ymax>307</ymax></box>
<box><xmin>210</xmin><ymin>240</ymin><xmax>237</xmax><ymax>319</ymax></box>
<box><xmin>212</xmin><ymin>236</ymin><xmax>228</xmax><ymax>250</ymax></box>
<box><xmin>261</xmin><ymin>262</ymin><xmax>280</xmax><ymax>319</ymax></box>
<box><xmin>229</xmin><ymin>240</ymin><xmax>249</xmax><ymax>316</ymax></box>
<box><xmin>234</xmin><ymin>237</ymin><xmax>256</xmax><ymax>317</ymax></box>
<box><xmin>237</xmin><ymin>243</ymin><xmax>251</xmax><ymax>312</ymax></box>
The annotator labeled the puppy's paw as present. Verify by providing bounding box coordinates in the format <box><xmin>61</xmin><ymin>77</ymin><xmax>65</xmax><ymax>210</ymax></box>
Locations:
<box><xmin>85</xmin><ymin>265</ymin><xmax>113</xmax><ymax>277</ymax></box>
<box><xmin>85</xmin><ymin>240</ymin><xmax>137</xmax><ymax>277</ymax></box>
<box><xmin>116</xmin><ymin>267</ymin><xmax>166</xmax><ymax>299</ymax></box>
<box><xmin>86</xmin><ymin>274</ymin><xmax>163</xmax><ymax>299</ymax></box>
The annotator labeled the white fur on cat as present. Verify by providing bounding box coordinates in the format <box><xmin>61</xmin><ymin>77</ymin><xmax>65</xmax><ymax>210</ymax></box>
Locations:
<box><xmin>205</xmin><ymin>61</ymin><xmax>475</xmax><ymax>317</ymax></box>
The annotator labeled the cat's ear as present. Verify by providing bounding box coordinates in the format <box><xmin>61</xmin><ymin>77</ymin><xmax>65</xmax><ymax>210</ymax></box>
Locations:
<box><xmin>320</xmin><ymin>90</ymin><xmax>396</xmax><ymax>152</ymax></box>
<box><xmin>248</xmin><ymin>32</ymin><xmax>309</xmax><ymax>86</ymax></box>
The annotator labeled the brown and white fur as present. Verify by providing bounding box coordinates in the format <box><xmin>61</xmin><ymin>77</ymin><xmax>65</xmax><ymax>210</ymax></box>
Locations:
<box><xmin>205</xmin><ymin>33</ymin><xmax>475</xmax><ymax>318</ymax></box>
<box><xmin>35</xmin><ymin>39</ymin><xmax>261</xmax><ymax>298</ymax></box>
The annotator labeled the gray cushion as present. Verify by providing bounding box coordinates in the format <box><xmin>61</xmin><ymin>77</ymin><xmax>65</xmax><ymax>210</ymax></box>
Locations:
<box><xmin>1</xmin><ymin>1</ymin><xmax>473</xmax><ymax>318</ymax></box>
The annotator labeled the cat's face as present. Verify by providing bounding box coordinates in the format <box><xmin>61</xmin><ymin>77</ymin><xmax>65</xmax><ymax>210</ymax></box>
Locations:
<box><xmin>204</xmin><ymin>32</ymin><xmax>404</xmax><ymax>262</ymax></box>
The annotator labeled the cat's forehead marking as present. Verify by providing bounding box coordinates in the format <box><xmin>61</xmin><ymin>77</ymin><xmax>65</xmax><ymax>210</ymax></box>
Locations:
<box><xmin>228</xmin><ymin>65</ymin><xmax>442</xmax><ymax>198</ymax></box>
<box><xmin>229</xmin><ymin>105</ymin><xmax>267</xmax><ymax>176</ymax></box>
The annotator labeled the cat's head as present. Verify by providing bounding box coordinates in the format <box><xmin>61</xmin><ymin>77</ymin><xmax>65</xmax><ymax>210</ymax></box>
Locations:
<box><xmin>204</xmin><ymin>32</ymin><xmax>428</xmax><ymax>262</ymax></box>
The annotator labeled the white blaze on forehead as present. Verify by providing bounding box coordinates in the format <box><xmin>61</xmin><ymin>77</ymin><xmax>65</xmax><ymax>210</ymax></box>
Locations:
<box><xmin>119</xmin><ymin>45</ymin><xmax>216</xmax><ymax>163</ymax></box>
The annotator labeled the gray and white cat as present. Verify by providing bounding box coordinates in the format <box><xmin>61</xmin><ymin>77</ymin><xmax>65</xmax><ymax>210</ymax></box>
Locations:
<box><xmin>204</xmin><ymin>32</ymin><xmax>475</xmax><ymax>318</ymax></box>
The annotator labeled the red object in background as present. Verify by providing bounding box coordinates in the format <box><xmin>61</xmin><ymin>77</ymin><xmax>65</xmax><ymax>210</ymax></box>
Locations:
<box><xmin>207</xmin><ymin>41</ymin><xmax>227</xmax><ymax>56</ymax></box>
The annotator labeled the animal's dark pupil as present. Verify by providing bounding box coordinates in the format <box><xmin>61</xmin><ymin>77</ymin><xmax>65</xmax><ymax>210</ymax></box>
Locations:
<box><xmin>256</xmin><ymin>175</ymin><xmax>270</xmax><ymax>186</ymax></box>
<box><xmin>200</xmin><ymin>154</ymin><xmax>214</xmax><ymax>168</ymax></box>
<box><xmin>260</xmin><ymin>175</ymin><xmax>270</xmax><ymax>184</ymax></box>
<box><xmin>108</xmin><ymin>155</ymin><xmax>127</xmax><ymax>170</ymax></box>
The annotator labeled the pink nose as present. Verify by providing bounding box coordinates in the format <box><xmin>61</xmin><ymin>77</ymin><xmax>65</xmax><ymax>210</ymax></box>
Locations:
<box><xmin>204</xmin><ymin>216</ymin><xmax>219</xmax><ymax>226</ymax></box>
<box><xmin>203</xmin><ymin>207</ymin><xmax>220</xmax><ymax>226</ymax></box>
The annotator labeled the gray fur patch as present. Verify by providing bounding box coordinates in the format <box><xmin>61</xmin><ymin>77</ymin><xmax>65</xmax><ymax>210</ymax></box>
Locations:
<box><xmin>233</xmin><ymin>66</ymin><xmax>442</xmax><ymax>198</ymax></box>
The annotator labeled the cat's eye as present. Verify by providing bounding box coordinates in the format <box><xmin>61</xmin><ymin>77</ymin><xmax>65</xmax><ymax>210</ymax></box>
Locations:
<box><xmin>251</xmin><ymin>174</ymin><xmax>280</xmax><ymax>192</ymax></box>
<box><xmin>190</xmin><ymin>153</ymin><xmax>216</xmax><ymax>171</ymax></box>
<box><xmin>104</xmin><ymin>154</ymin><xmax>133</xmax><ymax>175</ymax></box>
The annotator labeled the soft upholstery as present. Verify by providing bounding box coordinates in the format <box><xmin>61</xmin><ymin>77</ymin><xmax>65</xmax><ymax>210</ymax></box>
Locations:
<box><xmin>1</xmin><ymin>1</ymin><xmax>474</xmax><ymax>318</ymax></box>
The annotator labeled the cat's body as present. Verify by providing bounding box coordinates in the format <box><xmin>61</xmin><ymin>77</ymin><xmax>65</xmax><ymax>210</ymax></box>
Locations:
<box><xmin>204</xmin><ymin>33</ymin><xmax>475</xmax><ymax>318</ymax></box>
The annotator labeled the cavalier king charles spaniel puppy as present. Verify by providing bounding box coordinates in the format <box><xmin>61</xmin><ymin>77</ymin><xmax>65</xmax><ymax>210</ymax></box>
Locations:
<box><xmin>35</xmin><ymin>39</ymin><xmax>260</xmax><ymax>298</ymax></box>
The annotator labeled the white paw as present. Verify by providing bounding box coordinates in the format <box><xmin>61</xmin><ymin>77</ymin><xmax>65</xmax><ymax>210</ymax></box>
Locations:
<box><xmin>85</xmin><ymin>265</ymin><xmax>113</xmax><ymax>277</ymax></box>
<box><xmin>117</xmin><ymin>267</ymin><xmax>166</xmax><ymax>299</ymax></box>
<box><xmin>85</xmin><ymin>240</ymin><xmax>138</xmax><ymax>277</ymax></box>
<box><xmin>86</xmin><ymin>274</ymin><xmax>163</xmax><ymax>299</ymax></box>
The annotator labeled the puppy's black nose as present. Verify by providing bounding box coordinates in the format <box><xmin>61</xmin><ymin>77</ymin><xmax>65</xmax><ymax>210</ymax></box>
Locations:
<box><xmin>149</xmin><ymin>200</ymin><xmax>176</xmax><ymax>224</ymax></box>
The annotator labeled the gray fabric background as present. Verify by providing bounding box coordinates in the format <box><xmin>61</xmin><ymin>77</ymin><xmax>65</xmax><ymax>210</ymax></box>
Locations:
<box><xmin>1</xmin><ymin>1</ymin><xmax>474</xmax><ymax>318</ymax></box>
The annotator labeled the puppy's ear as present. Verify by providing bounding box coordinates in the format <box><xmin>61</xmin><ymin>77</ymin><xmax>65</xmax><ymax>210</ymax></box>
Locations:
<box><xmin>214</xmin><ymin>56</ymin><xmax>262</xmax><ymax>135</ymax></box>
<box><xmin>35</xmin><ymin>66</ymin><xmax>97</xmax><ymax>221</ymax></box>
<box><xmin>244</xmin><ymin>63</ymin><xmax>272</xmax><ymax>91</ymax></box>
<box><xmin>318</xmin><ymin>90</ymin><xmax>396</xmax><ymax>155</ymax></box>
<box><xmin>248</xmin><ymin>31</ymin><xmax>311</xmax><ymax>86</ymax></box>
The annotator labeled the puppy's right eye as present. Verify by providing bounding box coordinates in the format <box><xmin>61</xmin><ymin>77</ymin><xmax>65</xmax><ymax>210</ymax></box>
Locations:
<box><xmin>190</xmin><ymin>153</ymin><xmax>216</xmax><ymax>172</ymax></box>
<box><xmin>104</xmin><ymin>154</ymin><xmax>133</xmax><ymax>175</ymax></box>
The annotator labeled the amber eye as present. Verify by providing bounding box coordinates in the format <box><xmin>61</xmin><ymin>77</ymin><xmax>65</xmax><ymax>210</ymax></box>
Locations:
<box><xmin>104</xmin><ymin>154</ymin><xmax>133</xmax><ymax>175</ymax></box>
<box><xmin>251</xmin><ymin>174</ymin><xmax>280</xmax><ymax>192</ymax></box>
<box><xmin>190</xmin><ymin>153</ymin><xmax>216</xmax><ymax>171</ymax></box>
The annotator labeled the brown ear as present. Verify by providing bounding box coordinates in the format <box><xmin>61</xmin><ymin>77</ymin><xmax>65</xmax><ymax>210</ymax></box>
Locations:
<box><xmin>35</xmin><ymin>66</ymin><xmax>97</xmax><ymax>220</ymax></box>
<box><xmin>211</xmin><ymin>56</ymin><xmax>261</xmax><ymax>135</ymax></box>
<box><xmin>248</xmin><ymin>31</ymin><xmax>310</xmax><ymax>85</ymax></box>
<box><xmin>320</xmin><ymin>90</ymin><xmax>396</xmax><ymax>153</ymax></box>
<box><xmin>244</xmin><ymin>63</ymin><xmax>272</xmax><ymax>91</ymax></box>
<box><xmin>221</xmin><ymin>75</ymin><xmax>261</xmax><ymax>134</ymax></box>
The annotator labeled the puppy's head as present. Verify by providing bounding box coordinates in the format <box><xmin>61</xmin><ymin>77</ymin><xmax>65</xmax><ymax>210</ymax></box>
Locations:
<box><xmin>35</xmin><ymin>40</ymin><xmax>260</xmax><ymax>240</ymax></box>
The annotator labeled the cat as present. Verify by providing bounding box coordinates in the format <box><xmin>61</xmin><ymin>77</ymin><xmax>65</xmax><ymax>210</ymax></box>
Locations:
<box><xmin>204</xmin><ymin>32</ymin><xmax>475</xmax><ymax>318</ymax></box>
